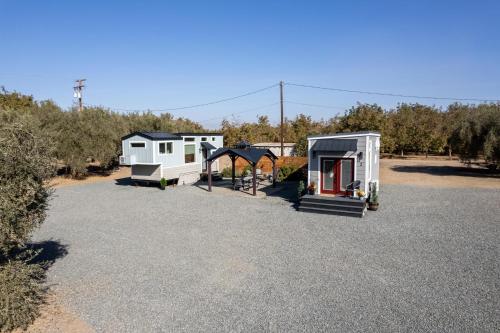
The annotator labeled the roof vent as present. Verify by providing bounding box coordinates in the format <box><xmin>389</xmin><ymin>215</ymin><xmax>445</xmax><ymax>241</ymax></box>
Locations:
<box><xmin>234</xmin><ymin>140</ymin><xmax>251</xmax><ymax>149</ymax></box>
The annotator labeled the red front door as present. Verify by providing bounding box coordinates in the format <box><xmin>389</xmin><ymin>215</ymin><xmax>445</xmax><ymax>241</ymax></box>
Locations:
<box><xmin>320</xmin><ymin>158</ymin><xmax>354</xmax><ymax>195</ymax></box>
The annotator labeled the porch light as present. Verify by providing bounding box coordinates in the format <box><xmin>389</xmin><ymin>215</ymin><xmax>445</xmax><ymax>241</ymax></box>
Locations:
<box><xmin>357</xmin><ymin>151</ymin><xmax>363</xmax><ymax>165</ymax></box>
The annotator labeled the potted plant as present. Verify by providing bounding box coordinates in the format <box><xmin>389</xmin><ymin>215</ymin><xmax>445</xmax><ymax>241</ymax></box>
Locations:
<box><xmin>307</xmin><ymin>181</ymin><xmax>316</xmax><ymax>195</ymax></box>
<box><xmin>368</xmin><ymin>182</ymin><xmax>379</xmax><ymax>211</ymax></box>
<box><xmin>160</xmin><ymin>178</ymin><xmax>167</xmax><ymax>190</ymax></box>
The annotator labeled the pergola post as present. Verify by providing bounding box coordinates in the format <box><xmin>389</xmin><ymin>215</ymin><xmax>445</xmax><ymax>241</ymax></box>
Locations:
<box><xmin>252</xmin><ymin>163</ymin><xmax>257</xmax><ymax>196</ymax></box>
<box><xmin>231</xmin><ymin>155</ymin><xmax>236</xmax><ymax>184</ymax></box>
<box><xmin>272</xmin><ymin>159</ymin><xmax>276</xmax><ymax>188</ymax></box>
<box><xmin>207</xmin><ymin>160</ymin><xmax>212</xmax><ymax>192</ymax></box>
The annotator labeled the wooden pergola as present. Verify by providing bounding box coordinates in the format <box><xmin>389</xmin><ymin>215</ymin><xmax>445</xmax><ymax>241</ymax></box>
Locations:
<box><xmin>206</xmin><ymin>142</ymin><xmax>278</xmax><ymax>196</ymax></box>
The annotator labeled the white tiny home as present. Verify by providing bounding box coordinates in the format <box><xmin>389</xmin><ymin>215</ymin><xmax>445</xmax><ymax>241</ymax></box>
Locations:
<box><xmin>307</xmin><ymin>131</ymin><xmax>380</xmax><ymax>197</ymax></box>
<box><xmin>120</xmin><ymin>132</ymin><xmax>223</xmax><ymax>184</ymax></box>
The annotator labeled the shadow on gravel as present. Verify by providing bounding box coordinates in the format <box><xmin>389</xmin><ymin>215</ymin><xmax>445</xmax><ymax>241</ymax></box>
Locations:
<box><xmin>27</xmin><ymin>240</ymin><xmax>69</xmax><ymax>269</ymax></box>
<box><xmin>114</xmin><ymin>177</ymin><xmax>161</xmax><ymax>187</ymax></box>
<box><xmin>115</xmin><ymin>177</ymin><xmax>135</xmax><ymax>186</ymax></box>
<box><xmin>391</xmin><ymin>165</ymin><xmax>500</xmax><ymax>179</ymax></box>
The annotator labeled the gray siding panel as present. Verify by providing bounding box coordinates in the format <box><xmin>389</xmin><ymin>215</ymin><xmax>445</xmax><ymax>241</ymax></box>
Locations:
<box><xmin>308</xmin><ymin>136</ymin><xmax>367</xmax><ymax>194</ymax></box>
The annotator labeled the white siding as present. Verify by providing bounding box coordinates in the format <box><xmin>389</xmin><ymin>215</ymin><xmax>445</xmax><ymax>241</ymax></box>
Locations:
<box><xmin>121</xmin><ymin>135</ymin><xmax>153</xmax><ymax>164</ymax></box>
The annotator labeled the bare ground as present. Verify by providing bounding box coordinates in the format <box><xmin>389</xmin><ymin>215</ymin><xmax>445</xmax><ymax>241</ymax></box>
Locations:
<box><xmin>381</xmin><ymin>158</ymin><xmax>500</xmax><ymax>188</ymax></box>
<box><xmin>13</xmin><ymin>293</ymin><xmax>94</xmax><ymax>333</ymax></box>
<box><xmin>49</xmin><ymin>167</ymin><xmax>131</xmax><ymax>188</ymax></box>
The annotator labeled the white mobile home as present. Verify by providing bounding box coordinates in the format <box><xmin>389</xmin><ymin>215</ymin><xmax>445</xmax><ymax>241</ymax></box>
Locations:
<box><xmin>120</xmin><ymin>132</ymin><xmax>223</xmax><ymax>184</ymax></box>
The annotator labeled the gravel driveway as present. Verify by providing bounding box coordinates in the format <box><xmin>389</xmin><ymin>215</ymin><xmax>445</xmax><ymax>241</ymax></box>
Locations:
<box><xmin>34</xmin><ymin>181</ymin><xmax>500</xmax><ymax>332</ymax></box>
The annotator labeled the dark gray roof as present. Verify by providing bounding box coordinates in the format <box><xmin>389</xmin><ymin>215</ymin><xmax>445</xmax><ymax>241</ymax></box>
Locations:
<box><xmin>200</xmin><ymin>141</ymin><xmax>217</xmax><ymax>150</ymax></box>
<box><xmin>311</xmin><ymin>138</ymin><xmax>358</xmax><ymax>152</ymax></box>
<box><xmin>207</xmin><ymin>147</ymin><xmax>277</xmax><ymax>165</ymax></box>
<box><xmin>308</xmin><ymin>131</ymin><xmax>380</xmax><ymax>139</ymax></box>
<box><xmin>121</xmin><ymin>132</ymin><xmax>182</xmax><ymax>141</ymax></box>
<box><xmin>175</xmin><ymin>132</ymin><xmax>222</xmax><ymax>136</ymax></box>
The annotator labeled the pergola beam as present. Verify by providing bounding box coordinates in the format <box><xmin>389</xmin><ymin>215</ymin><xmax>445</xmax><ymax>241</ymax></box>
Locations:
<box><xmin>231</xmin><ymin>154</ymin><xmax>236</xmax><ymax>184</ymax></box>
<box><xmin>252</xmin><ymin>164</ymin><xmax>257</xmax><ymax>196</ymax></box>
<box><xmin>207</xmin><ymin>160</ymin><xmax>212</xmax><ymax>192</ymax></box>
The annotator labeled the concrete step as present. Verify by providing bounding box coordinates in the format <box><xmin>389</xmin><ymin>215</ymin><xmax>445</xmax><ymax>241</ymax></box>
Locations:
<box><xmin>298</xmin><ymin>206</ymin><xmax>364</xmax><ymax>218</ymax></box>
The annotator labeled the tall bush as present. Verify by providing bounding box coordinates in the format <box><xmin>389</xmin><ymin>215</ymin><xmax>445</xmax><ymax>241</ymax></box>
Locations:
<box><xmin>0</xmin><ymin>116</ymin><xmax>55</xmax><ymax>331</ymax></box>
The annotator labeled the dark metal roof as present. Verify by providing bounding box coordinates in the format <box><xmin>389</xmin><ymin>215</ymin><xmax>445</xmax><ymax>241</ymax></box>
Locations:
<box><xmin>207</xmin><ymin>147</ymin><xmax>277</xmax><ymax>165</ymax></box>
<box><xmin>121</xmin><ymin>132</ymin><xmax>183</xmax><ymax>141</ymax></box>
<box><xmin>175</xmin><ymin>132</ymin><xmax>222</xmax><ymax>136</ymax></box>
<box><xmin>311</xmin><ymin>138</ymin><xmax>358</xmax><ymax>152</ymax></box>
<box><xmin>200</xmin><ymin>141</ymin><xmax>217</xmax><ymax>150</ymax></box>
<box><xmin>234</xmin><ymin>141</ymin><xmax>251</xmax><ymax>149</ymax></box>
<box><xmin>308</xmin><ymin>131</ymin><xmax>380</xmax><ymax>139</ymax></box>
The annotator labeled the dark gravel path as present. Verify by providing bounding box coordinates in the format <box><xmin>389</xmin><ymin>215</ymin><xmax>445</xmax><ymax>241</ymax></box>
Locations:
<box><xmin>34</xmin><ymin>182</ymin><xmax>500</xmax><ymax>332</ymax></box>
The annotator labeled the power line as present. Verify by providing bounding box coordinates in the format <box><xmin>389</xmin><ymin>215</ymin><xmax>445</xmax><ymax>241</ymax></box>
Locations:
<box><xmin>107</xmin><ymin>83</ymin><xmax>279</xmax><ymax>113</ymax></box>
<box><xmin>285</xmin><ymin>100</ymin><xmax>349</xmax><ymax>110</ymax></box>
<box><xmin>199</xmin><ymin>102</ymin><xmax>280</xmax><ymax>123</ymax></box>
<box><xmin>286</xmin><ymin>82</ymin><xmax>500</xmax><ymax>103</ymax></box>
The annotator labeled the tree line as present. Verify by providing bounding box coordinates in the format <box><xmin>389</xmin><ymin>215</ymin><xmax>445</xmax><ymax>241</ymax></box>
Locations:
<box><xmin>0</xmin><ymin>88</ymin><xmax>203</xmax><ymax>177</ymax></box>
<box><xmin>1</xmin><ymin>88</ymin><xmax>499</xmax><ymax>175</ymax></box>
<box><xmin>221</xmin><ymin>103</ymin><xmax>500</xmax><ymax>167</ymax></box>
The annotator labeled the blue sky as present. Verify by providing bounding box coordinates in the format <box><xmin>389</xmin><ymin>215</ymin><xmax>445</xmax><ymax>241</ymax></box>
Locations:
<box><xmin>1</xmin><ymin>0</ymin><xmax>499</xmax><ymax>128</ymax></box>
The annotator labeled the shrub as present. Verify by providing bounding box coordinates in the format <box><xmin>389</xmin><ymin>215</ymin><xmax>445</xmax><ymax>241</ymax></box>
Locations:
<box><xmin>0</xmin><ymin>259</ymin><xmax>45</xmax><ymax>332</ymax></box>
<box><xmin>0</xmin><ymin>119</ymin><xmax>55</xmax><ymax>254</ymax></box>
<box><xmin>0</xmin><ymin>117</ymin><xmax>54</xmax><ymax>331</ymax></box>
<box><xmin>241</xmin><ymin>165</ymin><xmax>252</xmax><ymax>177</ymax></box>
<box><xmin>278</xmin><ymin>165</ymin><xmax>306</xmax><ymax>182</ymax></box>
<box><xmin>221</xmin><ymin>167</ymin><xmax>232</xmax><ymax>178</ymax></box>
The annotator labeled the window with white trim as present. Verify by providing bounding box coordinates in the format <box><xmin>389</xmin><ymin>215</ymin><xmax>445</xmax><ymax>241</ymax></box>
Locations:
<box><xmin>184</xmin><ymin>144</ymin><xmax>195</xmax><ymax>163</ymax></box>
<box><xmin>184</xmin><ymin>137</ymin><xmax>195</xmax><ymax>142</ymax></box>
<box><xmin>201</xmin><ymin>137</ymin><xmax>207</xmax><ymax>141</ymax></box>
<box><xmin>159</xmin><ymin>142</ymin><xmax>173</xmax><ymax>154</ymax></box>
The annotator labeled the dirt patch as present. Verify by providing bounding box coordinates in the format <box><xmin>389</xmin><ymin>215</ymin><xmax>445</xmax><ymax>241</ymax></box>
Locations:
<box><xmin>50</xmin><ymin>167</ymin><xmax>131</xmax><ymax>188</ymax></box>
<box><xmin>14</xmin><ymin>293</ymin><xmax>94</xmax><ymax>333</ymax></box>
<box><xmin>380</xmin><ymin>158</ymin><xmax>500</xmax><ymax>188</ymax></box>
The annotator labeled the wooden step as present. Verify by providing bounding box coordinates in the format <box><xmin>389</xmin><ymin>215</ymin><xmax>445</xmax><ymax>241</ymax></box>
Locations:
<box><xmin>300</xmin><ymin>201</ymin><xmax>364</xmax><ymax>212</ymax></box>
<box><xmin>301</xmin><ymin>195</ymin><xmax>366</xmax><ymax>207</ymax></box>
<box><xmin>298</xmin><ymin>206</ymin><xmax>364</xmax><ymax>218</ymax></box>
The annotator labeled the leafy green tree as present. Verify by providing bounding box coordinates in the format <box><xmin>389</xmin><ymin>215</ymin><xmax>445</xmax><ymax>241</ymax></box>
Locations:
<box><xmin>337</xmin><ymin>103</ymin><xmax>385</xmax><ymax>132</ymax></box>
<box><xmin>0</xmin><ymin>87</ymin><xmax>36</xmax><ymax>110</ymax></box>
<box><xmin>450</xmin><ymin>104</ymin><xmax>500</xmax><ymax>167</ymax></box>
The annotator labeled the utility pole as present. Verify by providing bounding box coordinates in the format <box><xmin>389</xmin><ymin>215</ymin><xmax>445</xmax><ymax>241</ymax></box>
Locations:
<box><xmin>73</xmin><ymin>79</ymin><xmax>86</xmax><ymax>112</ymax></box>
<box><xmin>280</xmin><ymin>80</ymin><xmax>284</xmax><ymax>157</ymax></box>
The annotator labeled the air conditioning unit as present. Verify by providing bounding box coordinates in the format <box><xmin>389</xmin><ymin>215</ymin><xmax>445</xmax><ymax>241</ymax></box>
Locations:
<box><xmin>119</xmin><ymin>155</ymin><xmax>133</xmax><ymax>165</ymax></box>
